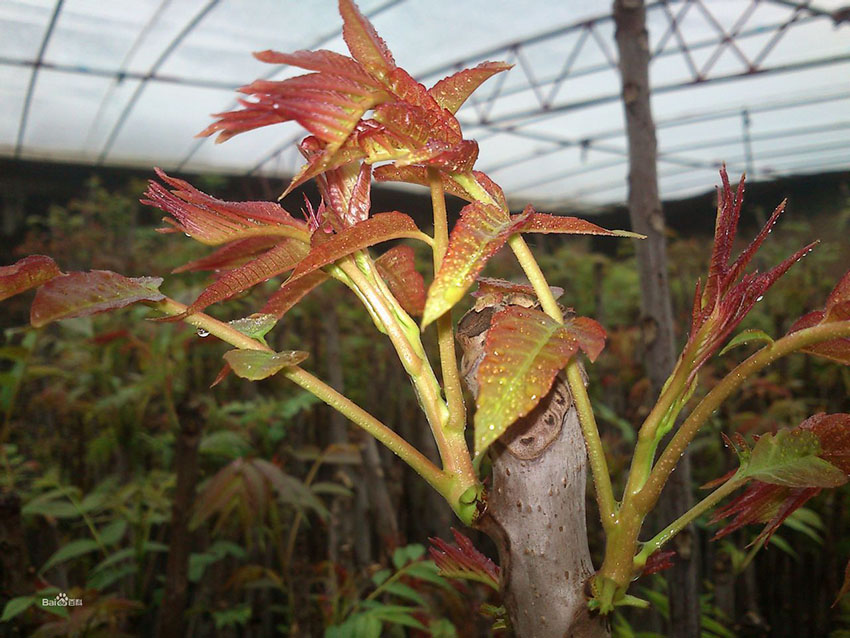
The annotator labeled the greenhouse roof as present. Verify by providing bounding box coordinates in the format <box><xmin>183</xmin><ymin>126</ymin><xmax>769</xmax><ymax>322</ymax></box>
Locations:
<box><xmin>1</xmin><ymin>0</ymin><xmax>849</xmax><ymax>208</ymax></box>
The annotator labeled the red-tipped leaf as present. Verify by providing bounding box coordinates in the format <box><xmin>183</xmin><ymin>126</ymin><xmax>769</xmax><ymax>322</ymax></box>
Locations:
<box><xmin>180</xmin><ymin>240</ymin><xmax>309</xmax><ymax>317</ymax></box>
<box><xmin>142</xmin><ymin>169</ymin><xmax>307</xmax><ymax>245</ymax></box>
<box><xmin>422</xmin><ymin>202</ymin><xmax>523</xmax><ymax>327</ymax></box>
<box><xmin>788</xmin><ymin>271</ymin><xmax>850</xmax><ymax>364</ymax></box>
<box><xmin>260</xmin><ymin>271</ymin><xmax>330</xmax><ymax>320</ymax></box>
<box><xmin>473</xmin><ymin>306</ymin><xmax>604</xmax><ymax>456</ymax></box>
<box><xmin>428</xmin><ymin>528</ymin><xmax>499</xmax><ymax>590</ymax></box>
<box><xmin>338</xmin><ymin>0</ymin><xmax>395</xmax><ymax>79</ymax></box>
<box><xmin>0</xmin><ymin>255</ymin><xmax>61</xmax><ymax>302</ymax></box>
<box><xmin>287</xmin><ymin>212</ymin><xmax>422</xmax><ymax>283</ymax></box>
<box><xmin>429</xmin><ymin>62</ymin><xmax>513</xmax><ymax>114</ymax></box>
<box><xmin>30</xmin><ymin>271</ymin><xmax>165</xmax><ymax>328</ymax></box>
<box><xmin>375</xmin><ymin>245</ymin><xmax>426</xmax><ymax>316</ymax></box>
<box><xmin>518</xmin><ymin>208</ymin><xmax>644</xmax><ymax>238</ymax></box>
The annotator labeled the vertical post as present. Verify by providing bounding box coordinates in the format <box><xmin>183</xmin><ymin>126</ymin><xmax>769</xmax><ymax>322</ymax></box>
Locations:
<box><xmin>612</xmin><ymin>1</ymin><xmax>700</xmax><ymax>636</ymax></box>
<box><xmin>157</xmin><ymin>406</ymin><xmax>202</xmax><ymax>638</ymax></box>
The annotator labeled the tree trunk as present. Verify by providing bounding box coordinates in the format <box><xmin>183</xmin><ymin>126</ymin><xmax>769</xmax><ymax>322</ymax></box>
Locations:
<box><xmin>458</xmin><ymin>303</ymin><xmax>609</xmax><ymax>638</ymax></box>
<box><xmin>157</xmin><ymin>406</ymin><xmax>202</xmax><ymax>638</ymax></box>
<box><xmin>612</xmin><ymin>2</ymin><xmax>700</xmax><ymax>635</ymax></box>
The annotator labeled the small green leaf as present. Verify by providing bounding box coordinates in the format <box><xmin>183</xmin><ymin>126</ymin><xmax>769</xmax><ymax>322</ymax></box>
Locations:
<box><xmin>1</xmin><ymin>596</ymin><xmax>36</xmax><ymax>622</ymax></box>
<box><xmin>223</xmin><ymin>349</ymin><xmax>309</xmax><ymax>381</ymax></box>
<box><xmin>371</xmin><ymin>568</ymin><xmax>391</xmax><ymax>587</ymax></box>
<box><xmin>41</xmin><ymin>538</ymin><xmax>100</xmax><ymax>573</ymax></box>
<box><xmin>744</xmin><ymin>428</ymin><xmax>847</xmax><ymax>488</ymax></box>
<box><xmin>383</xmin><ymin>582</ymin><xmax>426</xmax><ymax>606</ymax></box>
<box><xmin>719</xmin><ymin>329</ymin><xmax>774</xmax><ymax>356</ymax></box>
<box><xmin>228</xmin><ymin>314</ymin><xmax>278</xmax><ymax>340</ymax></box>
<box><xmin>99</xmin><ymin>519</ymin><xmax>127</xmax><ymax>546</ymax></box>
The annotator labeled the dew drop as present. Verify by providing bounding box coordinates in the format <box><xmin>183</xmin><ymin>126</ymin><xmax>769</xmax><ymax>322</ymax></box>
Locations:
<box><xmin>489</xmin><ymin>424</ymin><xmax>495</xmax><ymax>430</ymax></box>
<box><xmin>197</xmin><ymin>328</ymin><xmax>210</xmax><ymax>337</ymax></box>
<box><xmin>755</xmin><ymin>295</ymin><xmax>764</xmax><ymax>302</ymax></box>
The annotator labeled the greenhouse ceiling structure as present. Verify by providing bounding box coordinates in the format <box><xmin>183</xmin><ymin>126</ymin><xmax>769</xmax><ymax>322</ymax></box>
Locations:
<box><xmin>1</xmin><ymin>0</ymin><xmax>849</xmax><ymax>208</ymax></box>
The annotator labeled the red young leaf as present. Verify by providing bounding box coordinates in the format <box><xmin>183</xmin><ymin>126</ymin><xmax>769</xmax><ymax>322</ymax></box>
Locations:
<box><xmin>172</xmin><ymin>236</ymin><xmax>281</xmax><ymax>273</ymax></box>
<box><xmin>253</xmin><ymin>49</ymin><xmax>374</xmax><ymax>83</ymax></box>
<box><xmin>339</xmin><ymin>0</ymin><xmax>396</xmax><ymax>80</ymax></box>
<box><xmin>428</xmin><ymin>528</ymin><xmax>499</xmax><ymax>590</ymax></box>
<box><xmin>142</xmin><ymin>169</ymin><xmax>308</xmax><ymax>245</ymax></box>
<box><xmin>0</xmin><ymin>255</ymin><xmax>61</xmax><ymax>302</ymax></box>
<box><xmin>788</xmin><ymin>271</ymin><xmax>850</xmax><ymax>364</ymax></box>
<box><xmin>373</xmin><ymin>164</ymin><xmax>471</xmax><ymax>200</ymax></box>
<box><xmin>518</xmin><ymin>208</ymin><xmax>644</xmax><ymax>238</ymax></box>
<box><xmin>260</xmin><ymin>271</ymin><xmax>330</xmax><ymax>319</ymax></box>
<box><xmin>316</xmin><ymin>160</ymin><xmax>372</xmax><ymax>229</ymax></box>
<box><xmin>180</xmin><ymin>239</ymin><xmax>309</xmax><ymax>317</ymax></box>
<box><xmin>711</xmin><ymin>482</ymin><xmax>820</xmax><ymax>544</ymax></box>
<box><xmin>422</xmin><ymin>202</ymin><xmax>523</xmax><ymax>327</ymax></box>
<box><xmin>642</xmin><ymin>550</ymin><xmax>677</xmax><ymax>576</ymax></box>
<box><xmin>375</xmin><ymin>245</ymin><xmax>426</xmax><ymax>316</ymax></box>
<box><xmin>473</xmin><ymin>306</ymin><xmax>601</xmax><ymax>456</ymax></box>
<box><xmin>684</xmin><ymin>168</ymin><xmax>816</xmax><ymax>377</ymax></box>
<box><xmin>30</xmin><ymin>271</ymin><xmax>165</xmax><ymax>328</ymax></box>
<box><xmin>287</xmin><ymin>212</ymin><xmax>422</xmax><ymax>284</ymax></box>
<box><xmin>429</xmin><ymin>62</ymin><xmax>513</xmax><ymax>114</ymax></box>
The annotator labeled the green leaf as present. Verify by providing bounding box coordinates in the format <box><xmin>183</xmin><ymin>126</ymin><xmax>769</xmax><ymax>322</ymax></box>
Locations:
<box><xmin>371</xmin><ymin>568</ymin><xmax>391</xmax><ymax>587</ymax></box>
<box><xmin>0</xmin><ymin>255</ymin><xmax>61</xmax><ymax>302</ymax></box>
<box><xmin>473</xmin><ymin>306</ymin><xmax>582</xmax><ymax>456</ymax></box>
<box><xmin>719</xmin><ymin>329</ymin><xmax>775</xmax><ymax>356</ymax></box>
<box><xmin>30</xmin><ymin>271</ymin><xmax>164</xmax><ymax>328</ymax></box>
<box><xmin>99</xmin><ymin>519</ymin><xmax>127</xmax><ymax>546</ymax></box>
<box><xmin>1</xmin><ymin>595</ymin><xmax>35</xmax><ymax>622</ymax></box>
<box><xmin>199</xmin><ymin>430</ymin><xmax>253</xmax><ymax>459</ymax></box>
<box><xmin>41</xmin><ymin>538</ymin><xmax>100</xmax><ymax>573</ymax></box>
<box><xmin>743</xmin><ymin>428</ymin><xmax>847</xmax><ymax>488</ymax></box>
<box><xmin>383</xmin><ymin>582</ymin><xmax>426</xmax><ymax>606</ymax></box>
<box><xmin>422</xmin><ymin>202</ymin><xmax>520</xmax><ymax>328</ymax></box>
<box><xmin>228</xmin><ymin>314</ymin><xmax>278</xmax><ymax>340</ymax></box>
<box><xmin>87</xmin><ymin>564</ymin><xmax>138</xmax><ymax>591</ymax></box>
<box><xmin>223</xmin><ymin>349</ymin><xmax>309</xmax><ymax>381</ymax></box>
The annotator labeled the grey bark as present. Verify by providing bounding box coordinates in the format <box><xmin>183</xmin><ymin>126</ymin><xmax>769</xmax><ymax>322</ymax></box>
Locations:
<box><xmin>458</xmin><ymin>303</ymin><xmax>609</xmax><ymax>638</ymax></box>
<box><xmin>612</xmin><ymin>1</ymin><xmax>700</xmax><ymax>635</ymax></box>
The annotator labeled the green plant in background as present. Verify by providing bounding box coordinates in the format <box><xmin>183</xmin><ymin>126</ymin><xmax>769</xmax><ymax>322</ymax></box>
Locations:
<box><xmin>2</xmin><ymin>1</ymin><xmax>850</xmax><ymax>636</ymax></box>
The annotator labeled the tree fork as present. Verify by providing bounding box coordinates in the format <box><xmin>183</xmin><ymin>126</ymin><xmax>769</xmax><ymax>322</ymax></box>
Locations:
<box><xmin>458</xmin><ymin>304</ymin><xmax>609</xmax><ymax>638</ymax></box>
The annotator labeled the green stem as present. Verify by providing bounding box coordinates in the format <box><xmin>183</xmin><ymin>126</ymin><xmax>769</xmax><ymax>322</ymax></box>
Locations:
<box><xmin>428</xmin><ymin>168</ymin><xmax>466</xmax><ymax>436</ymax></box>
<box><xmin>636</xmin><ymin>319</ymin><xmax>850</xmax><ymax>513</ymax></box>
<box><xmin>148</xmin><ymin>297</ymin><xmax>449</xmax><ymax>497</ymax></box>
<box><xmin>634</xmin><ymin>475</ymin><xmax>744</xmax><ymax>568</ymax></box>
<box><xmin>567</xmin><ymin>361</ymin><xmax>617</xmax><ymax>529</ymax></box>
<box><xmin>508</xmin><ymin>233</ymin><xmax>617</xmax><ymax>529</ymax></box>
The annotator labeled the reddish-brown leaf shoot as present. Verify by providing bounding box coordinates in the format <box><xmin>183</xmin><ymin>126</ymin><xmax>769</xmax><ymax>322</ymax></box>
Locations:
<box><xmin>375</xmin><ymin>245</ymin><xmax>426</xmax><ymax>316</ymax></box>
<box><xmin>142</xmin><ymin>168</ymin><xmax>307</xmax><ymax>245</ymax></box>
<box><xmin>260</xmin><ymin>271</ymin><xmax>330</xmax><ymax>320</ymax></box>
<box><xmin>287</xmin><ymin>212</ymin><xmax>423</xmax><ymax>284</ymax></box>
<box><xmin>518</xmin><ymin>208</ymin><xmax>644</xmax><ymax>239</ymax></box>
<box><xmin>30</xmin><ymin>271</ymin><xmax>165</xmax><ymax>328</ymax></box>
<box><xmin>788</xmin><ymin>271</ymin><xmax>850</xmax><ymax>364</ymax></box>
<box><xmin>429</xmin><ymin>62</ymin><xmax>513</xmax><ymax>114</ymax></box>
<box><xmin>422</xmin><ymin>202</ymin><xmax>522</xmax><ymax>328</ymax></box>
<box><xmin>0</xmin><ymin>255</ymin><xmax>61</xmax><ymax>302</ymax></box>
<box><xmin>178</xmin><ymin>240</ymin><xmax>310</xmax><ymax>318</ymax></box>
<box><xmin>338</xmin><ymin>0</ymin><xmax>396</xmax><ymax>80</ymax></box>
<box><xmin>428</xmin><ymin>528</ymin><xmax>499</xmax><ymax>591</ymax></box>
<box><xmin>172</xmin><ymin>236</ymin><xmax>282</xmax><ymax>273</ymax></box>
<box><xmin>684</xmin><ymin>168</ymin><xmax>816</xmax><ymax>377</ymax></box>
<box><xmin>642</xmin><ymin>550</ymin><xmax>676</xmax><ymax>576</ymax></box>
